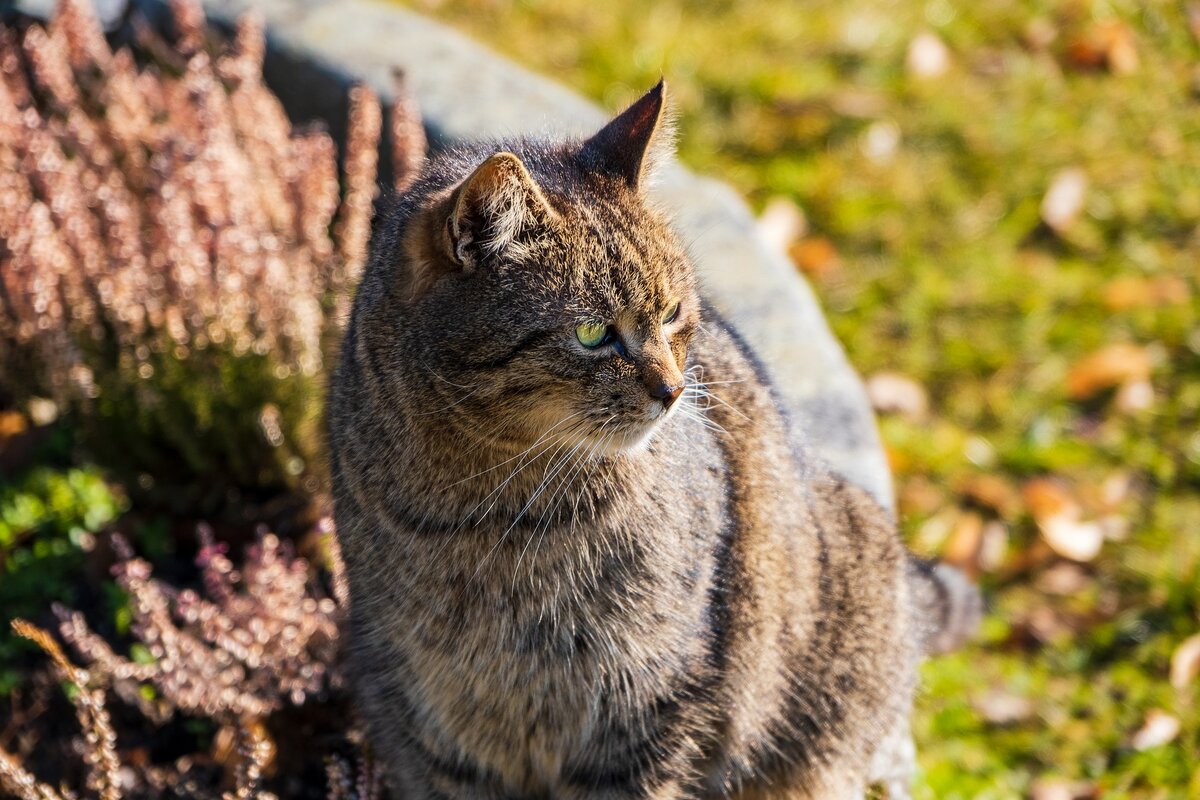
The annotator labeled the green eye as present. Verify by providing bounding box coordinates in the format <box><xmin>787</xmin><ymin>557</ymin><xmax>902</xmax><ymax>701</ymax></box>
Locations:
<box><xmin>576</xmin><ymin>321</ymin><xmax>610</xmax><ymax>348</ymax></box>
<box><xmin>662</xmin><ymin>301</ymin><xmax>681</xmax><ymax>324</ymax></box>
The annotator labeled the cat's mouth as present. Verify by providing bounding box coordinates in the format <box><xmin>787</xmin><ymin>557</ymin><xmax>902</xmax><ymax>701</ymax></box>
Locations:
<box><xmin>594</xmin><ymin>400</ymin><xmax>679</xmax><ymax>455</ymax></box>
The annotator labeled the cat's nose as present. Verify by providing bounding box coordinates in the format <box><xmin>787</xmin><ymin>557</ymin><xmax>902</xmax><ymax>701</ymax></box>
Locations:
<box><xmin>647</xmin><ymin>380</ymin><xmax>684</xmax><ymax>408</ymax></box>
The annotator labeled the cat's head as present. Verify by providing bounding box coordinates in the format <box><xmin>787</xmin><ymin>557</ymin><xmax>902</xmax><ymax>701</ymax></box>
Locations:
<box><xmin>395</xmin><ymin>82</ymin><xmax>699</xmax><ymax>455</ymax></box>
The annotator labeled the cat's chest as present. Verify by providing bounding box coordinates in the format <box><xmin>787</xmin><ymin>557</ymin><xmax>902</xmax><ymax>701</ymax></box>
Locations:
<box><xmin>401</xmin><ymin>521</ymin><xmax>717</xmax><ymax>791</ymax></box>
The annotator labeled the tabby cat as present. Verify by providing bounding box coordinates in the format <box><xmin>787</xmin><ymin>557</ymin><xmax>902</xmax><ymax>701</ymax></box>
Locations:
<box><xmin>328</xmin><ymin>82</ymin><xmax>979</xmax><ymax>799</ymax></box>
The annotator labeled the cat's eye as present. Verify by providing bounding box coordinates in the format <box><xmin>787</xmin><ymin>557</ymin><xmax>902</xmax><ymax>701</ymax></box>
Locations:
<box><xmin>662</xmin><ymin>301</ymin><xmax>681</xmax><ymax>325</ymax></box>
<box><xmin>576</xmin><ymin>321</ymin><xmax>611</xmax><ymax>348</ymax></box>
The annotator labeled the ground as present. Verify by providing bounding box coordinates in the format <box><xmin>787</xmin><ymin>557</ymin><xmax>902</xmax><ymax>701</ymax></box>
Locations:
<box><xmin>410</xmin><ymin>0</ymin><xmax>1199</xmax><ymax>796</ymax></box>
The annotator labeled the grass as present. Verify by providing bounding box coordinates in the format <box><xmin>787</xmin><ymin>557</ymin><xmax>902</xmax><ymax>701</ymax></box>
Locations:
<box><xmin>412</xmin><ymin>0</ymin><xmax>1200</xmax><ymax>795</ymax></box>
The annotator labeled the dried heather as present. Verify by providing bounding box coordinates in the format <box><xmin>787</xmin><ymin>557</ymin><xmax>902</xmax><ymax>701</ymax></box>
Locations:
<box><xmin>4</xmin><ymin>620</ymin><xmax>120</xmax><ymax>800</ymax></box>
<box><xmin>0</xmin><ymin>0</ymin><xmax>425</xmax><ymax>508</ymax></box>
<box><xmin>0</xmin><ymin>524</ymin><xmax>356</xmax><ymax>799</ymax></box>
<box><xmin>324</xmin><ymin>749</ymin><xmax>382</xmax><ymax>800</ymax></box>
<box><xmin>55</xmin><ymin>528</ymin><xmax>342</xmax><ymax>722</ymax></box>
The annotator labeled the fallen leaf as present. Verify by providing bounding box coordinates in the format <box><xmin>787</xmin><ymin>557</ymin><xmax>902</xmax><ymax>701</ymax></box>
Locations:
<box><xmin>0</xmin><ymin>411</ymin><xmax>26</xmax><ymax>440</ymax></box>
<box><xmin>942</xmin><ymin>510</ymin><xmax>984</xmax><ymax>573</ymax></box>
<box><xmin>1102</xmin><ymin>275</ymin><xmax>1153</xmax><ymax>310</ymax></box>
<box><xmin>1103</xmin><ymin>275</ymin><xmax>1191</xmax><ymax>310</ymax></box>
<box><xmin>1023</xmin><ymin>478</ymin><xmax>1104</xmax><ymax>561</ymax></box>
<box><xmin>899</xmin><ymin>476</ymin><xmax>945</xmax><ymax>517</ymax></box>
<box><xmin>959</xmin><ymin>473</ymin><xmax>1020</xmax><ymax>517</ymax></box>
<box><xmin>789</xmin><ymin>236</ymin><xmax>841</xmax><ymax>279</ymax></box>
<box><xmin>1023</xmin><ymin>478</ymin><xmax>1076</xmax><ymax>521</ymax></box>
<box><xmin>1130</xmin><ymin>710</ymin><xmax>1180</xmax><ymax>750</ymax></box>
<box><xmin>906</xmin><ymin>32</ymin><xmax>950</xmax><ymax>78</ymax></box>
<box><xmin>1025</xmin><ymin>605</ymin><xmax>1072</xmax><ymax>643</ymax></box>
<box><xmin>1065</xmin><ymin>343</ymin><xmax>1152</xmax><ymax>400</ymax></box>
<box><xmin>974</xmin><ymin>688</ymin><xmax>1036</xmax><ymax>725</ymax></box>
<box><xmin>1066</xmin><ymin>20</ymin><xmax>1139</xmax><ymax>75</ymax></box>
<box><xmin>1115</xmin><ymin>379</ymin><xmax>1154</xmax><ymax>413</ymax></box>
<box><xmin>861</xmin><ymin>120</ymin><xmax>900</xmax><ymax>164</ymax></box>
<box><xmin>1030</xmin><ymin>778</ymin><xmax>1099</xmax><ymax>800</ymax></box>
<box><xmin>757</xmin><ymin>197</ymin><xmax>808</xmax><ymax>254</ymax></box>
<box><xmin>1099</xmin><ymin>470</ymin><xmax>1134</xmax><ymax>509</ymax></box>
<box><xmin>1023</xmin><ymin>17</ymin><xmax>1058</xmax><ymax>51</ymax></box>
<box><xmin>1040</xmin><ymin>167</ymin><xmax>1088</xmax><ymax>232</ymax></box>
<box><xmin>865</xmin><ymin>371</ymin><xmax>928</xmax><ymax>420</ymax></box>
<box><xmin>1036</xmin><ymin>562</ymin><xmax>1091</xmax><ymax>595</ymax></box>
<box><xmin>1041</xmin><ymin>518</ymin><xmax>1104</xmax><ymax>562</ymax></box>
<box><xmin>978</xmin><ymin>521</ymin><xmax>1009</xmax><ymax>573</ymax></box>
<box><xmin>1170</xmin><ymin>634</ymin><xmax>1200</xmax><ymax>689</ymax></box>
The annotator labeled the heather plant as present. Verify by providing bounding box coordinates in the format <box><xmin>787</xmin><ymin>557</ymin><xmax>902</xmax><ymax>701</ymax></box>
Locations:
<box><xmin>0</xmin><ymin>0</ymin><xmax>422</xmax><ymax>512</ymax></box>
<box><xmin>0</xmin><ymin>526</ymin><xmax>359</xmax><ymax>800</ymax></box>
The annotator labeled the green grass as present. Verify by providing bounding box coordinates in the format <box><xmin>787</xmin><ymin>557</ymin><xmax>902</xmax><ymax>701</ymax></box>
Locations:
<box><xmin>414</xmin><ymin>0</ymin><xmax>1199</xmax><ymax>795</ymax></box>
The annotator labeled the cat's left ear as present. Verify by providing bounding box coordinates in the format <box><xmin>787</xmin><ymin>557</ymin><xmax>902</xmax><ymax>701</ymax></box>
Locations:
<box><xmin>580</xmin><ymin>79</ymin><xmax>674</xmax><ymax>191</ymax></box>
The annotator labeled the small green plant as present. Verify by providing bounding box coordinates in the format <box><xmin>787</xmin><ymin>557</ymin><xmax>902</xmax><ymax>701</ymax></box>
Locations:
<box><xmin>0</xmin><ymin>463</ymin><xmax>123</xmax><ymax>693</ymax></box>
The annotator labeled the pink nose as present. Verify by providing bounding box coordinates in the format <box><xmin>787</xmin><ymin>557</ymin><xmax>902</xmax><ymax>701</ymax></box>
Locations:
<box><xmin>647</xmin><ymin>380</ymin><xmax>684</xmax><ymax>408</ymax></box>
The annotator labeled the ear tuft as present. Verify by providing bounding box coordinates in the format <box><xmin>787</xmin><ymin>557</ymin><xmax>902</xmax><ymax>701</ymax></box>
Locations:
<box><xmin>445</xmin><ymin>151</ymin><xmax>557</xmax><ymax>268</ymax></box>
<box><xmin>580</xmin><ymin>80</ymin><xmax>675</xmax><ymax>191</ymax></box>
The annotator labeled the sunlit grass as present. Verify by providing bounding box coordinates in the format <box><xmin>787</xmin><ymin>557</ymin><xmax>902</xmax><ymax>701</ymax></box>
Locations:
<box><xmin>415</xmin><ymin>0</ymin><xmax>1199</xmax><ymax>794</ymax></box>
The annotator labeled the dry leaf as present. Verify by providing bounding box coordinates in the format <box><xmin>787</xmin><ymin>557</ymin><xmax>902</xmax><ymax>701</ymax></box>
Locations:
<box><xmin>1023</xmin><ymin>18</ymin><xmax>1058</xmax><ymax>51</ymax></box>
<box><xmin>1170</xmin><ymin>634</ymin><xmax>1200</xmax><ymax>689</ymax></box>
<box><xmin>1103</xmin><ymin>275</ymin><xmax>1192</xmax><ymax>310</ymax></box>
<box><xmin>899</xmin><ymin>476</ymin><xmax>945</xmax><ymax>517</ymax></box>
<box><xmin>757</xmin><ymin>197</ymin><xmax>808</xmax><ymax>254</ymax></box>
<box><xmin>865</xmin><ymin>371</ymin><xmax>928</xmax><ymax>420</ymax></box>
<box><xmin>1066</xmin><ymin>20</ymin><xmax>1139</xmax><ymax>75</ymax></box>
<box><xmin>973</xmin><ymin>689</ymin><xmax>1035</xmax><ymax>725</ymax></box>
<box><xmin>0</xmin><ymin>411</ymin><xmax>27</xmax><ymax>440</ymax></box>
<box><xmin>1040</xmin><ymin>168</ymin><xmax>1088</xmax><ymax>232</ymax></box>
<box><xmin>942</xmin><ymin>510</ymin><xmax>984</xmax><ymax>573</ymax></box>
<box><xmin>789</xmin><ymin>236</ymin><xmax>841</xmax><ymax>279</ymax></box>
<box><xmin>1023</xmin><ymin>478</ymin><xmax>1076</xmax><ymax>521</ymax></box>
<box><xmin>1041</xmin><ymin>518</ymin><xmax>1103</xmax><ymax>562</ymax></box>
<box><xmin>861</xmin><ymin>120</ymin><xmax>900</xmax><ymax>164</ymax></box>
<box><xmin>1023</xmin><ymin>478</ymin><xmax>1103</xmax><ymax>562</ymax></box>
<box><xmin>1036</xmin><ymin>562</ymin><xmax>1091</xmax><ymax>596</ymax></box>
<box><xmin>1065</xmin><ymin>343</ymin><xmax>1152</xmax><ymax>400</ymax></box>
<box><xmin>1024</xmin><ymin>605</ymin><xmax>1072</xmax><ymax>643</ymax></box>
<box><xmin>960</xmin><ymin>473</ymin><xmax>1020</xmax><ymax>517</ymax></box>
<box><xmin>1115</xmin><ymin>379</ymin><xmax>1154</xmax><ymax>413</ymax></box>
<box><xmin>1099</xmin><ymin>470</ymin><xmax>1134</xmax><ymax>509</ymax></box>
<box><xmin>978</xmin><ymin>521</ymin><xmax>1009</xmax><ymax>573</ymax></box>
<box><xmin>1130</xmin><ymin>710</ymin><xmax>1180</xmax><ymax>750</ymax></box>
<box><xmin>906</xmin><ymin>32</ymin><xmax>950</xmax><ymax>78</ymax></box>
<box><xmin>1030</xmin><ymin>778</ymin><xmax>1098</xmax><ymax>800</ymax></box>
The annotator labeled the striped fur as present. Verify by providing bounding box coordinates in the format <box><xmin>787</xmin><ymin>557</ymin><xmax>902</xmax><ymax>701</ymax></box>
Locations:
<box><xmin>328</xmin><ymin>84</ymin><xmax>978</xmax><ymax>799</ymax></box>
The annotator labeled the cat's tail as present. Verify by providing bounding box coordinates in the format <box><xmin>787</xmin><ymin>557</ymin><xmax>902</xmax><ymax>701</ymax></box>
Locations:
<box><xmin>906</xmin><ymin>558</ymin><xmax>983</xmax><ymax>655</ymax></box>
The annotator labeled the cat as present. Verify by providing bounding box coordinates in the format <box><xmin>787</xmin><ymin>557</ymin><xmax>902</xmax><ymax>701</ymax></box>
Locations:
<box><xmin>327</xmin><ymin>81</ymin><xmax>980</xmax><ymax>799</ymax></box>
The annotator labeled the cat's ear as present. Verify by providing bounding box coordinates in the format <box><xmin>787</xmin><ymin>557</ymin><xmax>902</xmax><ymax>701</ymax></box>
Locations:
<box><xmin>443</xmin><ymin>151</ymin><xmax>558</xmax><ymax>268</ymax></box>
<box><xmin>580</xmin><ymin>79</ymin><xmax>674</xmax><ymax>191</ymax></box>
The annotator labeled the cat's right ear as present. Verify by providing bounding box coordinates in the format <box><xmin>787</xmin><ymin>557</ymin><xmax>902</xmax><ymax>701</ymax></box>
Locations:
<box><xmin>439</xmin><ymin>151</ymin><xmax>558</xmax><ymax>270</ymax></box>
<box><xmin>580</xmin><ymin>80</ymin><xmax>674</xmax><ymax>191</ymax></box>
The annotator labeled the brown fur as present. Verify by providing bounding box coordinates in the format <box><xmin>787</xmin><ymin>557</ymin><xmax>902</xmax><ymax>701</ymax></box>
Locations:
<box><xmin>328</xmin><ymin>83</ymin><xmax>978</xmax><ymax>799</ymax></box>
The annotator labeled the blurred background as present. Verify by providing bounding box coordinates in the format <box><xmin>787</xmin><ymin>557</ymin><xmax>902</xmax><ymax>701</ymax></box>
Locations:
<box><xmin>412</xmin><ymin>0</ymin><xmax>1200</xmax><ymax>796</ymax></box>
<box><xmin>0</xmin><ymin>0</ymin><xmax>1196</xmax><ymax>797</ymax></box>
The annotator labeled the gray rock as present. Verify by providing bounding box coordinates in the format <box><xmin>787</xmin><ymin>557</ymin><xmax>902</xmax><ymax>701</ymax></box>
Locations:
<box><xmin>7</xmin><ymin>0</ymin><xmax>128</xmax><ymax>28</ymax></box>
